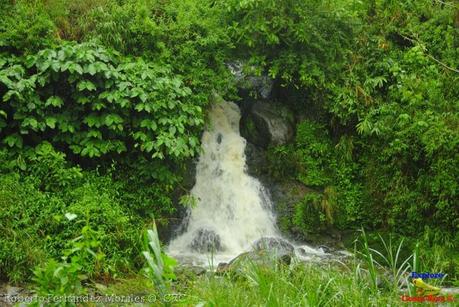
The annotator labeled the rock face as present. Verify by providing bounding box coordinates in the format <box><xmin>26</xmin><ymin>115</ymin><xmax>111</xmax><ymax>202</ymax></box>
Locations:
<box><xmin>240</xmin><ymin>101</ymin><xmax>294</xmax><ymax>149</ymax></box>
<box><xmin>189</xmin><ymin>229</ymin><xmax>222</xmax><ymax>253</ymax></box>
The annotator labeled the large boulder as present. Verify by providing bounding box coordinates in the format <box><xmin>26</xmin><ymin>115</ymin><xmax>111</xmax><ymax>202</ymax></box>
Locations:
<box><xmin>240</xmin><ymin>101</ymin><xmax>294</xmax><ymax>148</ymax></box>
<box><xmin>252</xmin><ymin>237</ymin><xmax>294</xmax><ymax>256</ymax></box>
<box><xmin>216</xmin><ymin>249</ymin><xmax>291</xmax><ymax>275</ymax></box>
<box><xmin>216</xmin><ymin>237</ymin><xmax>294</xmax><ymax>275</ymax></box>
<box><xmin>189</xmin><ymin>229</ymin><xmax>222</xmax><ymax>253</ymax></box>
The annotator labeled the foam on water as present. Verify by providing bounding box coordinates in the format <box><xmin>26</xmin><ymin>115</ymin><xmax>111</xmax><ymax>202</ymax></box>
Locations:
<box><xmin>168</xmin><ymin>100</ymin><xmax>322</xmax><ymax>266</ymax></box>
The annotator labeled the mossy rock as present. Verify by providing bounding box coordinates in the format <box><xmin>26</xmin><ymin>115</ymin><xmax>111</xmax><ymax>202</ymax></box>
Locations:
<box><xmin>240</xmin><ymin>101</ymin><xmax>294</xmax><ymax>148</ymax></box>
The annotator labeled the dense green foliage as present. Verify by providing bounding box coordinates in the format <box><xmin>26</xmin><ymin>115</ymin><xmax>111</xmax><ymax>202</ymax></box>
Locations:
<box><xmin>223</xmin><ymin>0</ymin><xmax>353</xmax><ymax>90</ymax></box>
<box><xmin>0</xmin><ymin>42</ymin><xmax>204</xmax><ymax>159</ymax></box>
<box><xmin>0</xmin><ymin>0</ymin><xmax>457</xmax><ymax>289</ymax></box>
<box><xmin>265</xmin><ymin>0</ymin><xmax>458</xmax><ymax>245</ymax></box>
<box><xmin>0</xmin><ymin>144</ymin><xmax>145</xmax><ymax>282</ymax></box>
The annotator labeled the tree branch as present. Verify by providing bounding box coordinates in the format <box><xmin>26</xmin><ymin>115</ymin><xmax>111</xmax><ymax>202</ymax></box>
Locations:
<box><xmin>400</xmin><ymin>34</ymin><xmax>459</xmax><ymax>74</ymax></box>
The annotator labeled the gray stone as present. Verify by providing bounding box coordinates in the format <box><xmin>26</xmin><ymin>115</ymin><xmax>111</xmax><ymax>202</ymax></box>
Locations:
<box><xmin>187</xmin><ymin>266</ymin><xmax>207</xmax><ymax>276</ymax></box>
<box><xmin>241</xmin><ymin>101</ymin><xmax>294</xmax><ymax>149</ymax></box>
<box><xmin>244</xmin><ymin>142</ymin><xmax>268</xmax><ymax>178</ymax></box>
<box><xmin>216</xmin><ymin>262</ymin><xmax>230</xmax><ymax>274</ymax></box>
<box><xmin>318</xmin><ymin>245</ymin><xmax>333</xmax><ymax>253</ymax></box>
<box><xmin>252</xmin><ymin>237</ymin><xmax>295</xmax><ymax>255</ymax></box>
<box><xmin>217</xmin><ymin>250</ymin><xmax>292</xmax><ymax>275</ymax></box>
<box><xmin>189</xmin><ymin>229</ymin><xmax>222</xmax><ymax>253</ymax></box>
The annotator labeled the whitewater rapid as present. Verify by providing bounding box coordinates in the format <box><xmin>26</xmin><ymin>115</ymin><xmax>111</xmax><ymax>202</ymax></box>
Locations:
<box><xmin>168</xmin><ymin>100</ymin><xmax>279</xmax><ymax>265</ymax></box>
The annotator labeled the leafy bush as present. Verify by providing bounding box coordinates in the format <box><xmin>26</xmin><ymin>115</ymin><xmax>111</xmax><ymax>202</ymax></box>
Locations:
<box><xmin>43</xmin><ymin>0</ymin><xmax>113</xmax><ymax>41</ymax></box>
<box><xmin>32</xmin><ymin>259</ymin><xmax>86</xmax><ymax>303</ymax></box>
<box><xmin>0</xmin><ymin>173</ymin><xmax>60</xmax><ymax>282</ymax></box>
<box><xmin>84</xmin><ymin>0</ymin><xmax>236</xmax><ymax>99</ymax></box>
<box><xmin>0</xmin><ymin>42</ymin><xmax>204</xmax><ymax>160</ymax></box>
<box><xmin>293</xmin><ymin>121</ymin><xmax>334</xmax><ymax>187</ymax></box>
<box><xmin>265</xmin><ymin>0</ymin><xmax>458</xmax><ymax>244</ymax></box>
<box><xmin>1</xmin><ymin>0</ymin><xmax>458</xmax><ymax>288</ymax></box>
<box><xmin>0</xmin><ymin>144</ymin><xmax>144</xmax><ymax>282</ymax></box>
<box><xmin>268</xmin><ymin>120</ymin><xmax>364</xmax><ymax>233</ymax></box>
<box><xmin>223</xmin><ymin>0</ymin><xmax>353</xmax><ymax>90</ymax></box>
<box><xmin>31</xmin><ymin>216</ymin><xmax>107</xmax><ymax>306</ymax></box>
<box><xmin>0</xmin><ymin>1</ymin><xmax>57</xmax><ymax>54</ymax></box>
<box><xmin>328</xmin><ymin>1</ymin><xmax>459</xmax><ymax>237</ymax></box>
<box><xmin>292</xmin><ymin>193</ymin><xmax>325</xmax><ymax>235</ymax></box>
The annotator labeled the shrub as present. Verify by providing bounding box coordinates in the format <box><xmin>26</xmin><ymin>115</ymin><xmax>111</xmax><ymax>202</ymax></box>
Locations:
<box><xmin>222</xmin><ymin>0</ymin><xmax>353</xmax><ymax>90</ymax></box>
<box><xmin>0</xmin><ymin>144</ymin><xmax>144</xmax><ymax>282</ymax></box>
<box><xmin>268</xmin><ymin>119</ymin><xmax>364</xmax><ymax>233</ymax></box>
<box><xmin>0</xmin><ymin>42</ymin><xmax>204</xmax><ymax>161</ymax></box>
<box><xmin>0</xmin><ymin>173</ymin><xmax>61</xmax><ymax>282</ymax></box>
<box><xmin>80</xmin><ymin>0</ymin><xmax>236</xmax><ymax>99</ymax></box>
<box><xmin>32</xmin><ymin>260</ymin><xmax>85</xmax><ymax>302</ymax></box>
<box><xmin>0</xmin><ymin>1</ymin><xmax>57</xmax><ymax>54</ymax></box>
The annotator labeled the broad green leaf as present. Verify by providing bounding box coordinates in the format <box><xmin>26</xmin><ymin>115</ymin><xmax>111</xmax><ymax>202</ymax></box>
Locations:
<box><xmin>4</xmin><ymin>134</ymin><xmax>23</xmax><ymax>148</ymax></box>
<box><xmin>77</xmin><ymin>80</ymin><xmax>96</xmax><ymax>91</ymax></box>
<box><xmin>45</xmin><ymin>117</ymin><xmax>57</xmax><ymax>129</ymax></box>
<box><xmin>46</xmin><ymin>96</ymin><xmax>64</xmax><ymax>107</ymax></box>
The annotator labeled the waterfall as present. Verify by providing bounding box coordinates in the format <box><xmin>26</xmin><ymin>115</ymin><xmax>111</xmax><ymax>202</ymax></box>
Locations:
<box><xmin>168</xmin><ymin>100</ymin><xmax>278</xmax><ymax>265</ymax></box>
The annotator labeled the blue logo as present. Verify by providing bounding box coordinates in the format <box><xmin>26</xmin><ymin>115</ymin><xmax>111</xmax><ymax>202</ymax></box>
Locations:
<box><xmin>410</xmin><ymin>272</ymin><xmax>445</xmax><ymax>279</ymax></box>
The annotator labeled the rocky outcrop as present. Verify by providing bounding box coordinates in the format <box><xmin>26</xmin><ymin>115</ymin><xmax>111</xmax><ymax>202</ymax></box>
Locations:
<box><xmin>240</xmin><ymin>101</ymin><xmax>294</xmax><ymax>149</ymax></box>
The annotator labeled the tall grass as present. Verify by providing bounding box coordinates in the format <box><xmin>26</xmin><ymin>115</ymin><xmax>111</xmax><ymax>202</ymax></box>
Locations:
<box><xmin>181</xmin><ymin>261</ymin><xmax>403</xmax><ymax>306</ymax></box>
<box><xmin>142</xmin><ymin>222</ymin><xmax>177</xmax><ymax>306</ymax></box>
<box><xmin>355</xmin><ymin>229</ymin><xmax>414</xmax><ymax>292</ymax></box>
<box><xmin>176</xmin><ymin>230</ymin><xmax>457</xmax><ymax>306</ymax></box>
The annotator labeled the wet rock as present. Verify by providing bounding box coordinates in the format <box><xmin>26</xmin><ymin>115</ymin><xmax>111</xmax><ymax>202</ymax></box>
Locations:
<box><xmin>163</xmin><ymin>158</ymin><xmax>197</xmax><ymax>243</ymax></box>
<box><xmin>190</xmin><ymin>266</ymin><xmax>206</xmax><ymax>276</ymax></box>
<box><xmin>318</xmin><ymin>245</ymin><xmax>333</xmax><ymax>253</ymax></box>
<box><xmin>252</xmin><ymin>237</ymin><xmax>294</xmax><ymax>255</ymax></box>
<box><xmin>336</xmin><ymin>250</ymin><xmax>353</xmax><ymax>257</ymax></box>
<box><xmin>228</xmin><ymin>62</ymin><xmax>274</xmax><ymax>99</ymax></box>
<box><xmin>229</xmin><ymin>250</ymin><xmax>290</xmax><ymax>268</ymax></box>
<box><xmin>216</xmin><ymin>262</ymin><xmax>230</xmax><ymax>274</ymax></box>
<box><xmin>251</xmin><ymin>237</ymin><xmax>295</xmax><ymax>266</ymax></box>
<box><xmin>244</xmin><ymin>142</ymin><xmax>268</xmax><ymax>178</ymax></box>
<box><xmin>297</xmin><ymin>247</ymin><xmax>313</xmax><ymax>257</ymax></box>
<box><xmin>189</xmin><ymin>229</ymin><xmax>222</xmax><ymax>253</ymax></box>
<box><xmin>278</xmin><ymin>253</ymin><xmax>293</xmax><ymax>265</ymax></box>
<box><xmin>181</xmin><ymin>158</ymin><xmax>198</xmax><ymax>191</ymax></box>
<box><xmin>175</xmin><ymin>265</ymin><xmax>208</xmax><ymax>283</ymax></box>
<box><xmin>218</xmin><ymin>247</ymin><xmax>292</xmax><ymax>275</ymax></box>
<box><xmin>240</xmin><ymin>101</ymin><xmax>294</xmax><ymax>149</ymax></box>
<box><xmin>296</xmin><ymin>245</ymin><xmax>328</xmax><ymax>258</ymax></box>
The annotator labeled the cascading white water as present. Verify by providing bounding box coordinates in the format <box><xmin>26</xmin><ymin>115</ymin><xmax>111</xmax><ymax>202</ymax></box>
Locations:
<box><xmin>168</xmin><ymin>100</ymin><xmax>279</xmax><ymax>265</ymax></box>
